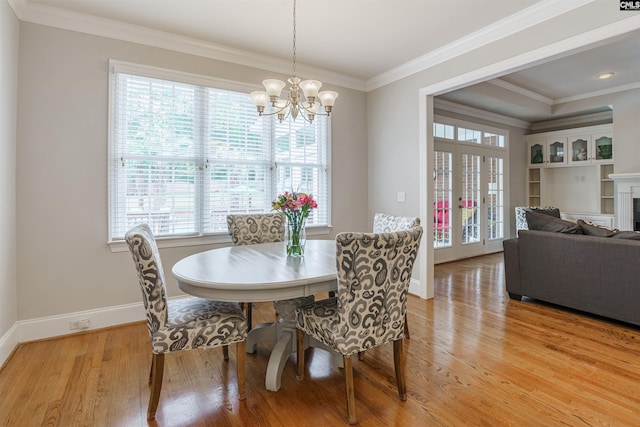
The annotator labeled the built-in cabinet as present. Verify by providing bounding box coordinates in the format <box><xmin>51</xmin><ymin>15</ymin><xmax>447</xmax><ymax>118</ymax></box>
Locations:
<box><xmin>525</xmin><ymin>124</ymin><xmax>614</xmax><ymax>224</ymax></box>
<box><xmin>527</xmin><ymin>136</ymin><xmax>567</xmax><ymax>168</ymax></box>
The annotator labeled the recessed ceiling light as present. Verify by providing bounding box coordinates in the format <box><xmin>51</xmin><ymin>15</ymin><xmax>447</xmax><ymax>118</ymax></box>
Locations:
<box><xmin>596</xmin><ymin>72</ymin><xmax>615</xmax><ymax>80</ymax></box>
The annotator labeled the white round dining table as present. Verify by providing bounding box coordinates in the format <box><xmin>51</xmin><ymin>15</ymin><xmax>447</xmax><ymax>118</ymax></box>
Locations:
<box><xmin>172</xmin><ymin>239</ymin><xmax>340</xmax><ymax>392</ymax></box>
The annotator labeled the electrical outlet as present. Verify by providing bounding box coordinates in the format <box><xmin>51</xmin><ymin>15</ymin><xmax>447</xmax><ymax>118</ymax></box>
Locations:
<box><xmin>69</xmin><ymin>319</ymin><xmax>91</xmax><ymax>330</ymax></box>
<box><xmin>397</xmin><ymin>191</ymin><xmax>406</xmax><ymax>203</ymax></box>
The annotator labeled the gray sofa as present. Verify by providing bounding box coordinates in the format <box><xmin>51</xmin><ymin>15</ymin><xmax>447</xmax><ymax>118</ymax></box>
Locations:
<box><xmin>503</xmin><ymin>229</ymin><xmax>640</xmax><ymax>327</ymax></box>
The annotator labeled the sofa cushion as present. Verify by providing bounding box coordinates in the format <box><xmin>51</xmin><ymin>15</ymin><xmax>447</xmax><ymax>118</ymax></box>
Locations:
<box><xmin>525</xmin><ymin>211</ymin><xmax>582</xmax><ymax>234</ymax></box>
<box><xmin>611</xmin><ymin>230</ymin><xmax>640</xmax><ymax>240</ymax></box>
<box><xmin>577</xmin><ymin>219</ymin><xmax>618</xmax><ymax>237</ymax></box>
<box><xmin>515</xmin><ymin>206</ymin><xmax>560</xmax><ymax>232</ymax></box>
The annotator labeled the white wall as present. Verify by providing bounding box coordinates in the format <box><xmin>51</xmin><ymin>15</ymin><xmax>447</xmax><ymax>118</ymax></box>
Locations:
<box><xmin>367</xmin><ymin>2</ymin><xmax>640</xmax><ymax>299</ymax></box>
<box><xmin>0</xmin><ymin>0</ymin><xmax>19</xmax><ymax>362</ymax></box>
<box><xmin>16</xmin><ymin>23</ymin><xmax>368</xmax><ymax>322</ymax></box>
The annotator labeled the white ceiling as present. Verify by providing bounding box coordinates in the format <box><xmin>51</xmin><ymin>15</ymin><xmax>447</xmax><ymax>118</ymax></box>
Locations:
<box><xmin>21</xmin><ymin>0</ymin><xmax>544</xmax><ymax>80</ymax></box>
<box><xmin>12</xmin><ymin>0</ymin><xmax>640</xmax><ymax>123</ymax></box>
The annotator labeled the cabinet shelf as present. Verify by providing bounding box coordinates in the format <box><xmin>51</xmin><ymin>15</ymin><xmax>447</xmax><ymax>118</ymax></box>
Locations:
<box><xmin>525</xmin><ymin>124</ymin><xmax>614</xmax><ymax>216</ymax></box>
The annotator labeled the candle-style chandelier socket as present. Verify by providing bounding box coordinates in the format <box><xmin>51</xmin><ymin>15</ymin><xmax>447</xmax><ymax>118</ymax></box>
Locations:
<box><xmin>251</xmin><ymin>0</ymin><xmax>338</xmax><ymax>123</ymax></box>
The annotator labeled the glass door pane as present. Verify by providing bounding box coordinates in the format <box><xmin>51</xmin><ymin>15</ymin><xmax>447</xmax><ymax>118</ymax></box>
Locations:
<box><xmin>487</xmin><ymin>156</ymin><xmax>504</xmax><ymax>240</ymax></box>
<box><xmin>434</xmin><ymin>151</ymin><xmax>452</xmax><ymax>248</ymax></box>
<box><xmin>461</xmin><ymin>154</ymin><xmax>480</xmax><ymax>245</ymax></box>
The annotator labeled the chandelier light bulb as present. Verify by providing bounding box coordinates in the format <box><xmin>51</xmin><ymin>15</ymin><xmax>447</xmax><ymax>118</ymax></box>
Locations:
<box><xmin>251</xmin><ymin>91</ymin><xmax>269</xmax><ymax>115</ymax></box>
<box><xmin>262</xmin><ymin>79</ymin><xmax>286</xmax><ymax>100</ymax></box>
<box><xmin>318</xmin><ymin>91</ymin><xmax>339</xmax><ymax>110</ymax></box>
<box><xmin>299</xmin><ymin>80</ymin><xmax>322</xmax><ymax>99</ymax></box>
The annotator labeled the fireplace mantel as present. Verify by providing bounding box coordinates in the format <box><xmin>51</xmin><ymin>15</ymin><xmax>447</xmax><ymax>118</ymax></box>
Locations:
<box><xmin>610</xmin><ymin>173</ymin><xmax>640</xmax><ymax>230</ymax></box>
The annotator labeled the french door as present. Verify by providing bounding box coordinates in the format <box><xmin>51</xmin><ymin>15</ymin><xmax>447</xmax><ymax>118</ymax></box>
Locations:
<box><xmin>434</xmin><ymin>140</ymin><xmax>506</xmax><ymax>263</ymax></box>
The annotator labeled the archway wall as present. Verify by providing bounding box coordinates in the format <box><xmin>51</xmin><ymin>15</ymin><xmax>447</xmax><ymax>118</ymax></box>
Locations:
<box><xmin>366</xmin><ymin>3</ymin><xmax>640</xmax><ymax>299</ymax></box>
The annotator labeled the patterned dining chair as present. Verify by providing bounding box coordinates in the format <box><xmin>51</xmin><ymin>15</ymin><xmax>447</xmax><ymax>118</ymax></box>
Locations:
<box><xmin>125</xmin><ymin>224</ymin><xmax>248</xmax><ymax>419</ymax></box>
<box><xmin>227</xmin><ymin>212</ymin><xmax>287</xmax><ymax>329</ymax></box>
<box><xmin>226</xmin><ymin>212</ymin><xmax>315</xmax><ymax>331</ymax></box>
<box><xmin>295</xmin><ymin>227</ymin><xmax>423</xmax><ymax>424</ymax></box>
<box><xmin>226</xmin><ymin>212</ymin><xmax>286</xmax><ymax>246</ymax></box>
<box><xmin>373</xmin><ymin>213</ymin><xmax>420</xmax><ymax>339</ymax></box>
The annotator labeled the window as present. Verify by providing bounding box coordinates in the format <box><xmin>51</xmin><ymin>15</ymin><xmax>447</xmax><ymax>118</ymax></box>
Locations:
<box><xmin>434</xmin><ymin>121</ymin><xmax>506</xmax><ymax>148</ymax></box>
<box><xmin>108</xmin><ymin>61</ymin><xmax>329</xmax><ymax>243</ymax></box>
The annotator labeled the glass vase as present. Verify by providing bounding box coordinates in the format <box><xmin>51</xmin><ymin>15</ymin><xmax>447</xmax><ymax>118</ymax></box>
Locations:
<box><xmin>285</xmin><ymin>218</ymin><xmax>307</xmax><ymax>257</ymax></box>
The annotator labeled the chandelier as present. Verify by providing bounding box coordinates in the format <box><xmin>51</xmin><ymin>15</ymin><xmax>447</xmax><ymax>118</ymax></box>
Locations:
<box><xmin>251</xmin><ymin>0</ymin><xmax>338</xmax><ymax>123</ymax></box>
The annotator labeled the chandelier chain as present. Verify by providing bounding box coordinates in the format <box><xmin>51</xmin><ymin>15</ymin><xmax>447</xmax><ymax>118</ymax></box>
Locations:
<box><xmin>292</xmin><ymin>0</ymin><xmax>297</xmax><ymax>78</ymax></box>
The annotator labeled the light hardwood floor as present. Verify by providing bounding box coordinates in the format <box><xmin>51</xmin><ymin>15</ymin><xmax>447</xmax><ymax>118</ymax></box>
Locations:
<box><xmin>2</xmin><ymin>252</ymin><xmax>640</xmax><ymax>426</ymax></box>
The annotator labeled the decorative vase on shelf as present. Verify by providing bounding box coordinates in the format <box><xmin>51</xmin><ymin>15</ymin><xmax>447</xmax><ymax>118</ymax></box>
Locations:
<box><xmin>285</xmin><ymin>218</ymin><xmax>307</xmax><ymax>257</ymax></box>
<box><xmin>533</xmin><ymin>149</ymin><xmax>543</xmax><ymax>164</ymax></box>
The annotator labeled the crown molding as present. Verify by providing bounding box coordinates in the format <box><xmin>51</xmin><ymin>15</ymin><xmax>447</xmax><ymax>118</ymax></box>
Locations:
<box><xmin>366</xmin><ymin>0</ymin><xmax>595</xmax><ymax>91</ymax></box>
<box><xmin>434</xmin><ymin>98</ymin><xmax>530</xmax><ymax>129</ymax></box>
<box><xmin>487</xmin><ymin>78</ymin><xmax>640</xmax><ymax>111</ymax></box>
<box><xmin>11</xmin><ymin>0</ymin><xmax>640</xmax><ymax>97</ymax></box>
<box><xmin>6</xmin><ymin>0</ymin><xmax>25</xmax><ymax>19</ymax></box>
<box><xmin>419</xmin><ymin>14</ymin><xmax>640</xmax><ymax>99</ymax></box>
<box><xmin>488</xmin><ymin>79</ymin><xmax>553</xmax><ymax>105</ymax></box>
<box><xmin>13</xmin><ymin>0</ymin><xmax>367</xmax><ymax>92</ymax></box>
<box><xmin>529</xmin><ymin>111</ymin><xmax>613</xmax><ymax>132</ymax></box>
<box><xmin>554</xmin><ymin>81</ymin><xmax>640</xmax><ymax>104</ymax></box>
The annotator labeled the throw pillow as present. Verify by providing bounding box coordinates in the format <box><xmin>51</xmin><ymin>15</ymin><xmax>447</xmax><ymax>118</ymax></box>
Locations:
<box><xmin>515</xmin><ymin>206</ymin><xmax>561</xmax><ymax>234</ymax></box>
<box><xmin>525</xmin><ymin>211</ymin><xmax>583</xmax><ymax>234</ymax></box>
<box><xmin>530</xmin><ymin>207</ymin><xmax>561</xmax><ymax>218</ymax></box>
<box><xmin>577</xmin><ymin>219</ymin><xmax>618</xmax><ymax>237</ymax></box>
<box><xmin>611</xmin><ymin>231</ymin><xmax>640</xmax><ymax>240</ymax></box>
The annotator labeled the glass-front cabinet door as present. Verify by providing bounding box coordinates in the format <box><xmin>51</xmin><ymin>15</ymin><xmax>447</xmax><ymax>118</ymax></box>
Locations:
<box><xmin>547</xmin><ymin>137</ymin><xmax>567</xmax><ymax>167</ymax></box>
<box><xmin>593</xmin><ymin>133</ymin><xmax>613</xmax><ymax>163</ymax></box>
<box><xmin>527</xmin><ymin>140</ymin><xmax>545</xmax><ymax>167</ymax></box>
<box><xmin>569</xmin><ymin>135</ymin><xmax>590</xmax><ymax>165</ymax></box>
<box><xmin>568</xmin><ymin>131</ymin><xmax>613</xmax><ymax>165</ymax></box>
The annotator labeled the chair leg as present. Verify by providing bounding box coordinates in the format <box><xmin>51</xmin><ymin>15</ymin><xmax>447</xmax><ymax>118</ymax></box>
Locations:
<box><xmin>236</xmin><ymin>341</ymin><xmax>246</xmax><ymax>400</ymax></box>
<box><xmin>148</xmin><ymin>355</ymin><xmax>154</xmax><ymax>385</ymax></box>
<box><xmin>344</xmin><ymin>355</ymin><xmax>357</xmax><ymax>424</ymax></box>
<box><xmin>296</xmin><ymin>329</ymin><xmax>305</xmax><ymax>381</ymax></box>
<box><xmin>393</xmin><ymin>339</ymin><xmax>407</xmax><ymax>401</ymax></box>
<box><xmin>147</xmin><ymin>353</ymin><xmax>165</xmax><ymax>419</ymax></box>
<box><xmin>241</xmin><ymin>302</ymin><xmax>253</xmax><ymax>331</ymax></box>
<box><xmin>223</xmin><ymin>345</ymin><xmax>229</xmax><ymax>360</ymax></box>
<box><xmin>404</xmin><ymin>313</ymin><xmax>410</xmax><ymax>339</ymax></box>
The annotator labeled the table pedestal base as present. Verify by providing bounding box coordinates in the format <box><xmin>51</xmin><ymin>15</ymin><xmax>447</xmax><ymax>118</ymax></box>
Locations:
<box><xmin>246</xmin><ymin>297</ymin><xmax>343</xmax><ymax>391</ymax></box>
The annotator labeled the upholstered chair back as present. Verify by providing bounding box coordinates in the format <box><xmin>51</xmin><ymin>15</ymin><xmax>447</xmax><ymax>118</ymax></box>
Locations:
<box><xmin>227</xmin><ymin>212</ymin><xmax>286</xmax><ymax>246</ymax></box>
<box><xmin>373</xmin><ymin>213</ymin><xmax>420</xmax><ymax>233</ymax></box>
<box><xmin>333</xmin><ymin>227</ymin><xmax>423</xmax><ymax>355</ymax></box>
<box><xmin>125</xmin><ymin>224</ymin><xmax>168</xmax><ymax>337</ymax></box>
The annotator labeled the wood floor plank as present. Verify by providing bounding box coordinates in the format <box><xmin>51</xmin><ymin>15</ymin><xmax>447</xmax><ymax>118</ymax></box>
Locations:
<box><xmin>2</xmin><ymin>252</ymin><xmax>640</xmax><ymax>425</ymax></box>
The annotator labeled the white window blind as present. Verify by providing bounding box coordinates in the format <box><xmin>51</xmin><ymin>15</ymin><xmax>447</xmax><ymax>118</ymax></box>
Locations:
<box><xmin>109</xmin><ymin>62</ymin><xmax>329</xmax><ymax>241</ymax></box>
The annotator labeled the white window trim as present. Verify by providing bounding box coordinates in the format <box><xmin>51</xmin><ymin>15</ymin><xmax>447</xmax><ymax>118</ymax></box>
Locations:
<box><xmin>107</xmin><ymin>60</ymin><xmax>332</xmax><ymax>251</ymax></box>
<box><xmin>108</xmin><ymin>224</ymin><xmax>333</xmax><ymax>253</ymax></box>
<box><xmin>434</xmin><ymin>115</ymin><xmax>510</xmax><ymax>150</ymax></box>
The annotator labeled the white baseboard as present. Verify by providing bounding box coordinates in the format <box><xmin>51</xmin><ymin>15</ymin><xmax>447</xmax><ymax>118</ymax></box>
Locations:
<box><xmin>408</xmin><ymin>278</ymin><xmax>423</xmax><ymax>298</ymax></box>
<box><xmin>4</xmin><ymin>282</ymin><xmax>422</xmax><ymax>366</ymax></box>
<box><xmin>0</xmin><ymin>323</ymin><xmax>19</xmax><ymax>368</ymax></box>
<box><xmin>1</xmin><ymin>296</ymin><xmax>194</xmax><ymax>366</ymax></box>
<box><xmin>17</xmin><ymin>302</ymin><xmax>145</xmax><ymax>343</ymax></box>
